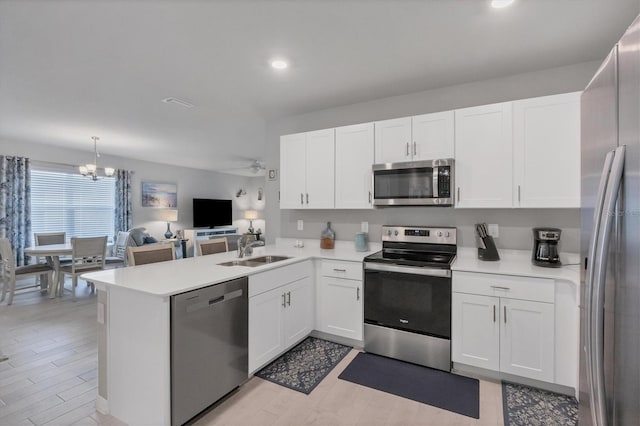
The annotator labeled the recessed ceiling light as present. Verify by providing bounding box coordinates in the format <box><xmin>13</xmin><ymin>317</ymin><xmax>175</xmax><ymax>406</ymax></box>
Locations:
<box><xmin>491</xmin><ymin>0</ymin><xmax>514</xmax><ymax>8</ymax></box>
<box><xmin>270</xmin><ymin>59</ymin><xmax>288</xmax><ymax>70</ymax></box>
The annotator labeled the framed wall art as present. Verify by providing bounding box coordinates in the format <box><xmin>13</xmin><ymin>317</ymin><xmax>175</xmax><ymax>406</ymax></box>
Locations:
<box><xmin>141</xmin><ymin>182</ymin><xmax>178</xmax><ymax>208</ymax></box>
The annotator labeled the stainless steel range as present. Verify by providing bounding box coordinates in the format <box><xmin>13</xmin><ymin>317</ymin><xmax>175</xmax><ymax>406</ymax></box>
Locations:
<box><xmin>363</xmin><ymin>225</ymin><xmax>457</xmax><ymax>371</ymax></box>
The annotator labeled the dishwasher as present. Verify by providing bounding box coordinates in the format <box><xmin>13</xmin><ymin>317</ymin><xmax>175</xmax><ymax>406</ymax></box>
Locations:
<box><xmin>171</xmin><ymin>276</ymin><xmax>248</xmax><ymax>426</ymax></box>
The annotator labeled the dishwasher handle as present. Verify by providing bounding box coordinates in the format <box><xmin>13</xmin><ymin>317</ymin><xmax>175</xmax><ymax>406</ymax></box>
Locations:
<box><xmin>186</xmin><ymin>289</ymin><xmax>244</xmax><ymax>313</ymax></box>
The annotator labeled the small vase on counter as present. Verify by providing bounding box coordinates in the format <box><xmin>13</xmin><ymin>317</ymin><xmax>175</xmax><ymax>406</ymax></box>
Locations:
<box><xmin>320</xmin><ymin>222</ymin><xmax>335</xmax><ymax>249</ymax></box>
<box><xmin>354</xmin><ymin>232</ymin><xmax>369</xmax><ymax>252</ymax></box>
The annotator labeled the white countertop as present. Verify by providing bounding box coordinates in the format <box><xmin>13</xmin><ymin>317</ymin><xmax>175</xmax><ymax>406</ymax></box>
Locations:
<box><xmin>82</xmin><ymin>238</ymin><xmax>381</xmax><ymax>298</ymax></box>
<box><xmin>83</xmin><ymin>239</ymin><xmax>580</xmax><ymax>297</ymax></box>
<box><xmin>452</xmin><ymin>247</ymin><xmax>580</xmax><ymax>285</ymax></box>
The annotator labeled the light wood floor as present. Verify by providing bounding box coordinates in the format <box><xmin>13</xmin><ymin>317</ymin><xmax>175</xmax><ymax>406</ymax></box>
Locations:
<box><xmin>196</xmin><ymin>350</ymin><xmax>505</xmax><ymax>426</ymax></box>
<box><xmin>0</xmin><ymin>278</ymin><xmax>504</xmax><ymax>426</ymax></box>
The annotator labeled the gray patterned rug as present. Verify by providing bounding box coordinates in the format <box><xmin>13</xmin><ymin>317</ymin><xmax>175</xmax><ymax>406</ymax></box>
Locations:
<box><xmin>502</xmin><ymin>382</ymin><xmax>578</xmax><ymax>426</ymax></box>
<box><xmin>255</xmin><ymin>336</ymin><xmax>351</xmax><ymax>394</ymax></box>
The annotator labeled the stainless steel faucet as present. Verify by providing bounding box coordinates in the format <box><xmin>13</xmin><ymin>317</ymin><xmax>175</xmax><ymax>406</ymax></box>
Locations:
<box><xmin>237</xmin><ymin>235</ymin><xmax>265</xmax><ymax>258</ymax></box>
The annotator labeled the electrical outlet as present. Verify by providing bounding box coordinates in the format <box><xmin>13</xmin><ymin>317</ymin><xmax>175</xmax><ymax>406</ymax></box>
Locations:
<box><xmin>488</xmin><ymin>224</ymin><xmax>499</xmax><ymax>238</ymax></box>
<box><xmin>361</xmin><ymin>221</ymin><xmax>369</xmax><ymax>233</ymax></box>
<box><xmin>297</xmin><ymin>220</ymin><xmax>304</xmax><ymax>231</ymax></box>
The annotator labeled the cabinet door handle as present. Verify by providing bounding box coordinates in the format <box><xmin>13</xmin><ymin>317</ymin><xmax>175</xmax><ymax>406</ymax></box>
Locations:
<box><xmin>457</xmin><ymin>187</ymin><xmax>460</xmax><ymax>203</ymax></box>
<box><xmin>493</xmin><ymin>305</ymin><xmax>496</xmax><ymax>322</ymax></box>
<box><xmin>518</xmin><ymin>185</ymin><xmax>521</xmax><ymax>203</ymax></box>
<box><xmin>369</xmin><ymin>191</ymin><xmax>372</xmax><ymax>204</ymax></box>
<box><xmin>282</xmin><ymin>293</ymin><xmax>286</xmax><ymax>308</ymax></box>
<box><xmin>504</xmin><ymin>306</ymin><xmax>507</xmax><ymax>324</ymax></box>
<box><xmin>333</xmin><ymin>268</ymin><xmax>347</xmax><ymax>272</ymax></box>
<box><xmin>491</xmin><ymin>286</ymin><xmax>510</xmax><ymax>291</ymax></box>
<box><xmin>286</xmin><ymin>291</ymin><xmax>291</xmax><ymax>306</ymax></box>
<box><xmin>413</xmin><ymin>141</ymin><xmax>417</xmax><ymax>156</ymax></box>
<box><xmin>300</xmin><ymin>193</ymin><xmax>304</xmax><ymax>205</ymax></box>
<box><xmin>406</xmin><ymin>142</ymin><xmax>410</xmax><ymax>157</ymax></box>
<box><xmin>306</xmin><ymin>193</ymin><xmax>309</xmax><ymax>204</ymax></box>
<box><xmin>357</xmin><ymin>287</ymin><xmax>360</xmax><ymax>301</ymax></box>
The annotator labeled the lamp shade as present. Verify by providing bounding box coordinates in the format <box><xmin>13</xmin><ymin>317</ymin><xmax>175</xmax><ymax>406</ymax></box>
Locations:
<box><xmin>244</xmin><ymin>210</ymin><xmax>258</xmax><ymax>220</ymax></box>
<box><xmin>160</xmin><ymin>209</ymin><xmax>178</xmax><ymax>222</ymax></box>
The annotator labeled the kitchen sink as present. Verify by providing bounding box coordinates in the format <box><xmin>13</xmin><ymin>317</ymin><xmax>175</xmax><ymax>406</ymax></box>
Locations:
<box><xmin>218</xmin><ymin>255</ymin><xmax>290</xmax><ymax>267</ymax></box>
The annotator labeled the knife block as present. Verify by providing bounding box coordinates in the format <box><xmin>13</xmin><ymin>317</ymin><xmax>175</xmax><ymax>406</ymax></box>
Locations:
<box><xmin>477</xmin><ymin>235</ymin><xmax>500</xmax><ymax>261</ymax></box>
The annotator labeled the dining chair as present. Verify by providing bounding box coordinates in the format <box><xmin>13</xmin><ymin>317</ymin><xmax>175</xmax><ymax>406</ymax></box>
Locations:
<box><xmin>105</xmin><ymin>231</ymin><xmax>130</xmax><ymax>268</ymax></box>
<box><xmin>34</xmin><ymin>232</ymin><xmax>71</xmax><ymax>288</ymax></box>
<box><xmin>197</xmin><ymin>237</ymin><xmax>228</xmax><ymax>256</ymax></box>
<box><xmin>0</xmin><ymin>238</ymin><xmax>54</xmax><ymax>305</ymax></box>
<box><xmin>59</xmin><ymin>236</ymin><xmax>107</xmax><ymax>301</ymax></box>
<box><xmin>127</xmin><ymin>244</ymin><xmax>176</xmax><ymax>266</ymax></box>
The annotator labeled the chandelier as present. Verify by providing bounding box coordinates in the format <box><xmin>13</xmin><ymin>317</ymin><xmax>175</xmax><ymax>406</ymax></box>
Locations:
<box><xmin>79</xmin><ymin>136</ymin><xmax>115</xmax><ymax>180</ymax></box>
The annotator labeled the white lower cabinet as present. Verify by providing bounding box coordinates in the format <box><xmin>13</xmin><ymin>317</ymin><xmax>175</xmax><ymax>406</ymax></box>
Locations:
<box><xmin>248</xmin><ymin>262</ymin><xmax>313</xmax><ymax>374</ymax></box>
<box><xmin>317</xmin><ymin>260</ymin><xmax>363</xmax><ymax>341</ymax></box>
<box><xmin>452</xmin><ymin>272</ymin><xmax>555</xmax><ymax>383</ymax></box>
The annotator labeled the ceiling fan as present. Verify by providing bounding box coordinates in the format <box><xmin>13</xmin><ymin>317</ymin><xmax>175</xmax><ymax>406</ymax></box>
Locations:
<box><xmin>218</xmin><ymin>158</ymin><xmax>266</xmax><ymax>176</ymax></box>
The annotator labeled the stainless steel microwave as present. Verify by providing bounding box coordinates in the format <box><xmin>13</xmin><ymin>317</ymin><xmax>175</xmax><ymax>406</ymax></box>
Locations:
<box><xmin>372</xmin><ymin>159</ymin><xmax>454</xmax><ymax>206</ymax></box>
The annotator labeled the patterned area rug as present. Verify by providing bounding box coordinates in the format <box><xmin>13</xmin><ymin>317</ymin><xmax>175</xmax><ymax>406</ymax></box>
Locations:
<box><xmin>255</xmin><ymin>336</ymin><xmax>351</xmax><ymax>394</ymax></box>
<box><xmin>502</xmin><ymin>382</ymin><xmax>578</xmax><ymax>426</ymax></box>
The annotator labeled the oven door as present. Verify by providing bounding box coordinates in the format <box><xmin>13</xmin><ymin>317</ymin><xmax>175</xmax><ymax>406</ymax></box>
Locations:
<box><xmin>363</xmin><ymin>263</ymin><xmax>451</xmax><ymax>339</ymax></box>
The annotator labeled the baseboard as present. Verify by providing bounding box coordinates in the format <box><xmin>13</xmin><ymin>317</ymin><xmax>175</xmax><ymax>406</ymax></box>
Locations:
<box><xmin>95</xmin><ymin>395</ymin><xmax>109</xmax><ymax>414</ymax></box>
<box><xmin>310</xmin><ymin>330</ymin><xmax>363</xmax><ymax>349</ymax></box>
<box><xmin>452</xmin><ymin>362</ymin><xmax>576</xmax><ymax>397</ymax></box>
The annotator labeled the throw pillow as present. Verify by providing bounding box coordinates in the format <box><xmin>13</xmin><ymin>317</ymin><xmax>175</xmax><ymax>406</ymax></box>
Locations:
<box><xmin>129</xmin><ymin>227</ymin><xmax>147</xmax><ymax>246</ymax></box>
<box><xmin>144</xmin><ymin>236</ymin><xmax>158</xmax><ymax>244</ymax></box>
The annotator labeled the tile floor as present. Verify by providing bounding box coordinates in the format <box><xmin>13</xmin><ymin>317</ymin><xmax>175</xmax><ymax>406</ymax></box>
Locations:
<box><xmin>0</xmin><ymin>278</ymin><xmax>505</xmax><ymax>425</ymax></box>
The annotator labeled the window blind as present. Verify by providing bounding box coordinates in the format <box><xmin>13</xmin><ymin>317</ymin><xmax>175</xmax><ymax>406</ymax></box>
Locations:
<box><xmin>30</xmin><ymin>169</ymin><xmax>116</xmax><ymax>245</ymax></box>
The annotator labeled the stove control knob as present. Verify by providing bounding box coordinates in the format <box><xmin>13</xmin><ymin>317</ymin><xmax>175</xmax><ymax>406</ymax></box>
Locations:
<box><xmin>437</xmin><ymin>231</ymin><xmax>443</xmax><ymax>237</ymax></box>
<box><xmin>387</xmin><ymin>230</ymin><xmax>393</xmax><ymax>236</ymax></box>
<box><xmin>445</xmin><ymin>231</ymin><xmax>450</xmax><ymax>237</ymax></box>
<box><xmin>394</xmin><ymin>230</ymin><xmax>399</xmax><ymax>236</ymax></box>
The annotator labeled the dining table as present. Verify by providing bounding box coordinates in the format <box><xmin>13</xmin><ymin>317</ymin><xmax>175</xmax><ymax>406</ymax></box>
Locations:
<box><xmin>23</xmin><ymin>243</ymin><xmax>73</xmax><ymax>298</ymax></box>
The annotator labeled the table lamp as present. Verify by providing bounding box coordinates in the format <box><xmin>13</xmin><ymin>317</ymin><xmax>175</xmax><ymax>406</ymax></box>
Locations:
<box><xmin>161</xmin><ymin>209</ymin><xmax>178</xmax><ymax>239</ymax></box>
<box><xmin>244</xmin><ymin>210</ymin><xmax>258</xmax><ymax>234</ymax></box>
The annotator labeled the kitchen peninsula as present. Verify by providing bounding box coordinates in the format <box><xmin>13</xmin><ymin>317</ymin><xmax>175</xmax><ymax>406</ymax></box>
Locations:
<box><xmin>82</xmin><ymin>240</ymin><xmax>380</xmax><ymax>426</ymax></box>
<box><xmin>83</xmin><ymin>240</ymin><xmax>579</xmax><ymax>426</ymax></box>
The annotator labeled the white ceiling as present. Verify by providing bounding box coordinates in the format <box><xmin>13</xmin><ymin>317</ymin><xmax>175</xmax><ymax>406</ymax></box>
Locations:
<box><xmin>0</xmin><ymin>0</ymin><xmax>637</xmax><ymax>175</ymax></box>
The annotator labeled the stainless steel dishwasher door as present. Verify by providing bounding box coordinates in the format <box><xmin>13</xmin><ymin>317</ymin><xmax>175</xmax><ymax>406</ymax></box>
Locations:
<box><xmin>171</xmin><ymin>276</ymin><xmax>248</xmax><ymax>426</ymax></box>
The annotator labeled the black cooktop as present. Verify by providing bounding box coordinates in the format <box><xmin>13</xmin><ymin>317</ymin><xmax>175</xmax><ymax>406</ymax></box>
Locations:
<box><xmin>364</xmin><ymin>249</ymin><xmax>456</xmax><ymax>269</ymax></box>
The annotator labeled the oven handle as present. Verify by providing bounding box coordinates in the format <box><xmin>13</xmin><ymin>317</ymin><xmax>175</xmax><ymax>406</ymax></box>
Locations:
<box><xmin>364</xmin><ymin>262</ymin><xmax>451</xmax><ymax>278</ymax></box>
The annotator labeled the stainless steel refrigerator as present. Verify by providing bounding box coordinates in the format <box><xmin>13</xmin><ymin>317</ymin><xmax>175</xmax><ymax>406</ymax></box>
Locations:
<box><xmin>579</xmin><ymin>14</ymin><xmax>640</xmax><ymax>426</ymax></box>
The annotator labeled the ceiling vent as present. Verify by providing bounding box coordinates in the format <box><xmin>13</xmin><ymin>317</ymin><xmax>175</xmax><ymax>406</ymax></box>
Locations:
<box><xmin>161</xmin><ymin>97</ymin><xmax>195</xmax><ymax>108</ymax></box>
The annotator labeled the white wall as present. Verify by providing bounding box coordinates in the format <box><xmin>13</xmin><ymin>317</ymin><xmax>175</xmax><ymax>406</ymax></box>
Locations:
<box><xmin>1</xmin><ymin>140</ymin><xmax>266</xmax><ymax>240</ymax></box>
<box><xmin>263</xmin><ymin>60</ymin><xmax>603</xmax><ymax>253</ymax></box>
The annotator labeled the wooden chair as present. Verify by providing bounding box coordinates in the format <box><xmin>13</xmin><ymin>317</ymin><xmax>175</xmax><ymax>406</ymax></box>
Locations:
<box><xmin>59</xmin><ymin>236</ymin><xmax>107</xmax><ymax>301</ymax></box>
<box><xmin>34</xmin><ymin>231</ymin><xmax>70</xmax><ymax>288</ymax></box>
<box><xmin>0</xmin><ymin>238</ymin><xmax>54</xmax><ymax>305</ymax></box>
<box><xmin>105</xmin><ymin>231</ymin><xmax>130</xmax><ymax>268</ymax></box>
<box><xmin>197</xmin><ymin>237</ymin><xmax>228</xmax><ymax>256</ymax></box>
<box><xmin>127</xmin><ymin>244</ymin><xmax>176</xmax><ymax>266</ymax></box>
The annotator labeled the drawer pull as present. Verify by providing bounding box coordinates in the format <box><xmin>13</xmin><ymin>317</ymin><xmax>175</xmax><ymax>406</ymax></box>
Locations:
<box><xmin>504</xmin><ymin>306</ymin><xmax>507</xmax><ymax>324</ymax></box>
<box><xmin>357</xmin><ymin>287</ymin><xmax>360</xmax><ymax>301</ymax></box>
<box><xmin>333</xmin><ymin>268</ymin><xmax>347</xmax><ymax>272</ymax></box>
<box><xmin>491</xmin><ymin>286</ymin><xmax>510</xmax><ymax>291</ymax></box>
<box><xmin>493</xmin><ymin>305</ymin><xmax>496</xmax><ymax>322</ymax></box>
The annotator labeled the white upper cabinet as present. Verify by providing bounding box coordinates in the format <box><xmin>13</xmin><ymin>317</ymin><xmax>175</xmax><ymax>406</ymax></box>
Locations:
<box><xmin>374</xmin><ymin>117</ymin><xmax>412</xmax><ymax>163</ymax></box>
<box><xmin>280</xmin><ymin>129</ymin><xmax>335</xmax><ymax>209</ymax></box>
<box><xmin>335</xmin><ymin>123</ymin><xmax>375</xmax><ymax>209</ymax></box>
<box><xmin>455</xmin><ymin>102</ymin><xmax>514</xmax><ymax>208</ymax></box>
<box><xmin>513</xmin><ymin>92</ymin><xmax>581</xmax><ymax>208</ymax></box>
<box><xmin>280</xmin><ymin>133</ymin><xmax>307</xmax><ymax>209</ymax></box>
<box><xmin>412</xmin><ymin>111</ymin><xmax>455</xmax><ymax>160</ymax></box>
<box><xmin>374</xmin><ymin>113</ymin><xmax>454</xmax><ymax>164</ymax></box>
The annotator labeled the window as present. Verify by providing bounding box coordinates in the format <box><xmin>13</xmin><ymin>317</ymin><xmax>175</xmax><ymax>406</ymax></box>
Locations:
<box><xmin>30</xmin><ymin>169</ymin><xmax>116</xmax><ymax>245</ymax></box>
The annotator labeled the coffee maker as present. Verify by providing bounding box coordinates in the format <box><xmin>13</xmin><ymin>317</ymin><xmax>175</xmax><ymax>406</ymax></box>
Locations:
<box><xmin>532</xmin><ymin>227</ymin><xmax>562</xmax><ymax>267</ymax></box>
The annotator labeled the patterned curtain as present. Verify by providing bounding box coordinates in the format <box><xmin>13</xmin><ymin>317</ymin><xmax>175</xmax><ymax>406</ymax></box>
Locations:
<box><xmin>114</xmin><ymin>169</ymin><xmax>133</xmax><ymax>234</ymax></box>
<box><xmin>0</xmin><ymin>156</ymin><xmax>31</xmax><ymax>266</ymax></box>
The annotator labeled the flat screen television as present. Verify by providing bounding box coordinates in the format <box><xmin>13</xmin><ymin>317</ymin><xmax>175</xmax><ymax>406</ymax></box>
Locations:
<box><xmin>193</xmin><ymin>198</ymin><xmax>232</xmax><ymax>228</ymax></box>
